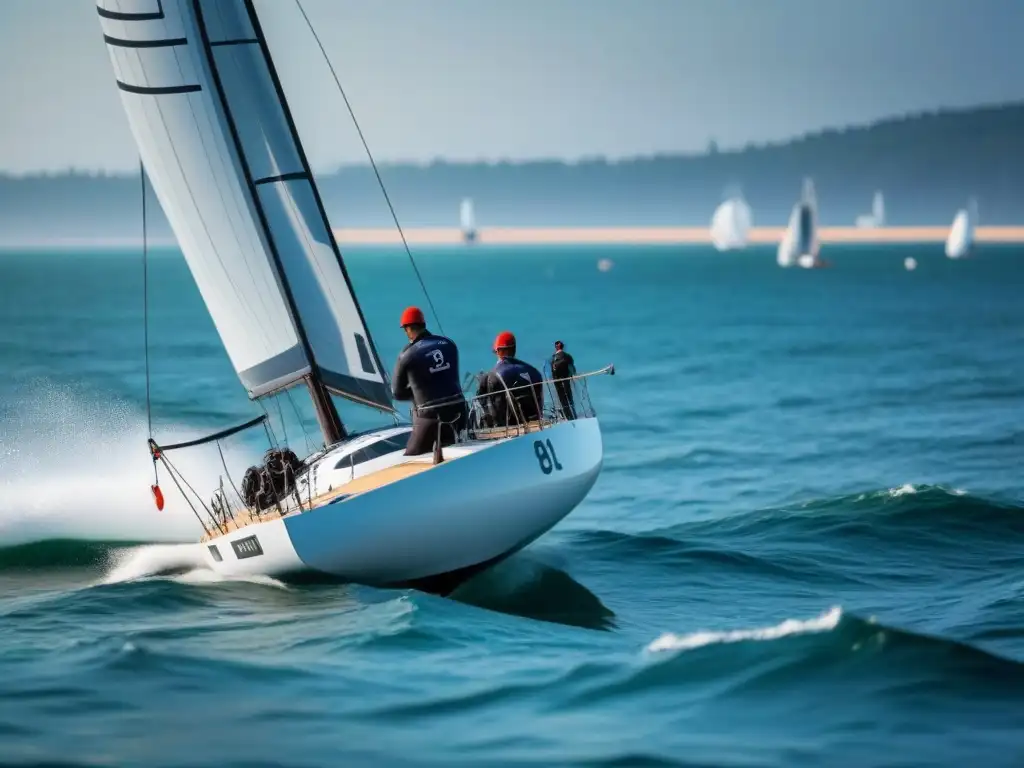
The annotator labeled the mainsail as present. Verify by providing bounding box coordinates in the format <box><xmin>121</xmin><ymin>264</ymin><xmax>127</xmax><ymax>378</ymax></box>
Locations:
<box><xmin>97</xmin><ymin>0</ymin><xmax>393</xmax><ymax>441</ymax></box>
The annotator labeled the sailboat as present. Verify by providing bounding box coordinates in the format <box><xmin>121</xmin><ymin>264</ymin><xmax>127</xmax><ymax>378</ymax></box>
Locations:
<box><xmin>709</xmin><ymin>192</ymin><xmax>752</xmax><ymax>252</ymax></box>
<box><xmin>945</xmin><ymin>198</ymin><xmax>977</xmax><ymax>259</ymax></box>
<box><xmin>97</xmin><ymin>0</ymin><xmax>610</xmax><ymax>593</ymax></box>
<box><xmin>460</xmin><ymin>198</ymin><xmax>477</xmax><ymax>244</ymax></box>
<box><xmin>855</xmin><ymin>191</ymin><xmax>885</xmax><ymax>228</ymax></box>
<box><xmin>778</xmin><ymin>178</ymin><xmax>824</xmax><ymax>268</ymax></box>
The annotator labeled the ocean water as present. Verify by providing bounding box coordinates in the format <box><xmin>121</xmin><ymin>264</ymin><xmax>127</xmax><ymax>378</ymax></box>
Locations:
<box><xmin>2</xmin><ymin>243</ymin><xmax>1024</xmax><ymax>767</ymax></box>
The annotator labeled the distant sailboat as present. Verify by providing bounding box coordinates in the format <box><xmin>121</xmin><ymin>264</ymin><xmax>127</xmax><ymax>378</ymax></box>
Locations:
<box><xmin>778</xmin><ymin>178</ymin><xmax>823</xmax><ymax>268</ymax></box>
<box><xmin>855</xmin><ymin>191</ymin><xmax>885</xmax><ymax>228</ymax></box>
<box><xmin>460</xmin><ymin>198</ymin><xmax>477</xmax><ymax>244</ymax></box>
<box><xmin>945</xmin><ymin>198</ymin><xmax>977</xmax><ymax>259</ymax></box>
<box><xmin>710</xmin><ymin>193</ymin><xmax>752</xmax><ymax>251</ymax></box>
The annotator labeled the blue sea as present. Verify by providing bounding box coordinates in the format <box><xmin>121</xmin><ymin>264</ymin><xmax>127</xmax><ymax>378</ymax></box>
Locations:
<box><xmin>2</xmin><ymin>243</ymin><xmax>1024</xmax><ymax>767</ymax></box>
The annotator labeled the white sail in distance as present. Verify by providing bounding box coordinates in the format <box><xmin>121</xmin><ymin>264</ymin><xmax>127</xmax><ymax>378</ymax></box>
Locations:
<box><xmin>873</xmin><ymin>191</ymin><xmax>885</xmax><ymax>225</ymax></box>
<box><xmin>778</xmin><ymin>178</ymin><xmax>819</xmax><ymax>266</ymax></box>
<box><xmin>97</xmin><ymin>0</ymin><xmax>391</xmax><ymax>412</ymax></box>
<box><xmin>710</xmin><ymin>196</ymin><xmax>752</xmax><ymax>251</ymax></box>
<box><xmin>460</xmin><ymin>198</ymin><xmax>477</xmax><ymax>242</ymax></box>
<box><xmin>945</xmin><ymin>198</ymin><xmax>976</xmax><ymax>259</ymax></box>
<box><xmin>856</xmin><ymin>191</ymin><xmax>885</xmax><ymax>227</ymax></box>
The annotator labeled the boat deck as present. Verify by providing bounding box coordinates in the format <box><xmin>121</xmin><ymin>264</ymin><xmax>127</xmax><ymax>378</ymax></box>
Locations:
<box><xmin>472</xmin><ymin>419</ymin><xmax>547</xmax><ymax>440</ymax></box>
<box><xmin>201</xmin><ymin>459</ymin><xmax>440</xmax><ymax>541</ymax></box>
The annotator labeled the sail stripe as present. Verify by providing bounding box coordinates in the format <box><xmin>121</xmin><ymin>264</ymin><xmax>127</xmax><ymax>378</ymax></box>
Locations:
<box><xmin>255</xmin><ymin>171</ymin><xmax>310</xmax><ymax>186</ymax></box>
<box><xmin>210</xmin><ymin>38</ymin><xmax>258</xmax><ymax>47</ymax></box>
<box><xmin>117</xmin><ymin>80</ymin><xmax>201</xmax><ymax>95</ymax></box>
<box><xmin>104</xmin><ymin>35</ymin><xmax>187</xmax><ymax>48</ymax></box>
<box><xmin>97</xmin><ymin>2</ymin><xmax>165</xmax><ymax>22</ymax></box>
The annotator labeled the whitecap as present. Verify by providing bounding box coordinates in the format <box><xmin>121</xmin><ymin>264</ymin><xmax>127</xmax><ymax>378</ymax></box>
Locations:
<box><xmin>646</xmin><ymin>606</ymin><xmax>842</xmax><ymax>653</ymax></box>
<box><xmin>888</xmin><ymin>483</ymin><xmax>918</xmax><ymax>497</ymax></box>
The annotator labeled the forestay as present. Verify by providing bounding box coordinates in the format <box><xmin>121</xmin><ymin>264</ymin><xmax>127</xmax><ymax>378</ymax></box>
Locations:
<box><xmin>97</xmin><ymin>0</ymin><xmax>391</xmax><ymax>411</ymax></box>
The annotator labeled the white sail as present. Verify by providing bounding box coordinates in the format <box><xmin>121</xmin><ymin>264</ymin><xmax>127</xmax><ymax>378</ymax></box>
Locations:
<box><xmin>460</xmin><ymin>198</ymin><xmax>475</xmax><ymax>231</ymax></box>
<box><xmin>97</xmin><ymin>0</ymin><xmax>391</xmax><ymax>410</ymax></box>
<box><xmin>778</xmin><ymin>178</ymin><xmax>818</xmax><ymax>266</ymax></box>
<box><xmin>710</xmin><ymin>196</ymin><xmax>752</xmax><ymax>251</ymax></box>
<box><xmin>777</xmin><ymin>206</ymin><xmax>798</xmax><ymax>266</ymax></box>
<box><xmin>460</xmin><ymin>197</ymin><xmax>477</xmax><ymax>242</ymax></box>
<box><xmin>873</xmin><ymin>191</ymin><xmax>885</xmax><ymax>225</ymax></box>
<box><xmin>945</xmin><ymin>208</ymin><xmax>973</xmax><ymax>259</ymax></box>
<box><xmin>856</xmin><ymin>191</ymin><xmax>885</xmax><ymax>227</ymax></box>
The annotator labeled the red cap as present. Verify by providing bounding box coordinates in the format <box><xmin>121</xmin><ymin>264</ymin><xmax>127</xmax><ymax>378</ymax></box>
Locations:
<box><xmin>400</xmin><ymin>306</ymin><xmax>425</xmax><ymax>327</ymax></box>
<box><xmin>493</xmin><ymin>331</ymin><xmax>516</xmax><ymax>351</ymax></box>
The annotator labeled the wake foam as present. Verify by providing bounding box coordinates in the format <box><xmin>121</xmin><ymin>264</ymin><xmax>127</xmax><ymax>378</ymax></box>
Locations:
<box><xmin>646</xmin><ymin>606</ymin><xmax>842</xmax><ymax>653</ymax></box>
<box><xmin>99</xmin><ymin>543</ymin><xmax>288</xmax><ymax>589</ymax></box>
<box><xmin>0</xmin><ymin>380</ymin><xmax>260</xmax><ymax>547</ymax></box>
<box><xmin>100</xmin><ymin>543</ymin><xmax>207</xmax><ymax>584</ymax></box>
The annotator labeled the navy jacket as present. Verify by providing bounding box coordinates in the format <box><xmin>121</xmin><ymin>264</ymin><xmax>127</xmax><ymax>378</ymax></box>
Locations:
<box><xmin>477</xmin><ymin>357</ymin><xmax>545</xmax><ymax>423</ymax></box>
<box><xmin>391</xmin><ymin>331</ymin><xmax>464</xmax><ymax>416</ymax></box>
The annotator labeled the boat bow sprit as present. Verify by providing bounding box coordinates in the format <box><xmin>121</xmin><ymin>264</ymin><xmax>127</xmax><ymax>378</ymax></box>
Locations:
<box><xmin>97</xmin><ymin>0</ymin><xmax>612</xmax><ymax>593</ymax></box>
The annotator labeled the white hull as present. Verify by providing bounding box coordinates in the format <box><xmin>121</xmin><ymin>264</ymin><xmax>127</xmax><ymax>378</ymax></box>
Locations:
<box><xmin>200</xmin><ymin>418</ymin><xmax>602</xmax><ymax>591</ymax></box>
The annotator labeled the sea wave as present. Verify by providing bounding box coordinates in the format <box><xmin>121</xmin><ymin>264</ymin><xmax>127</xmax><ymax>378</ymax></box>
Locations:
<box><xmin>573</xmin><ymin>484</ymin><xmax>1024</xmax><ymax>559</ymax></box>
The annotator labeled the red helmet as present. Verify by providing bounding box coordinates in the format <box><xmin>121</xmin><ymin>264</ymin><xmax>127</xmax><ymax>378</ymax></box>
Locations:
<box><xmin>399</xmin><ymin>306</ymin><xmax>425</xmax><ymax>327</ymax></box>
<box><xmin>493</xmin><ymin>331</ymin><xmax>516</xmax><ymax>351</ymax></box>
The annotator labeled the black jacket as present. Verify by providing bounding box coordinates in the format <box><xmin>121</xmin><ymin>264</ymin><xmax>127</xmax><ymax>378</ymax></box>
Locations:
<box><xmin>476</xmin><ymin>357</ymin><xmax>544</xmax><ymax>423</ymax></box>
<box><xmin>391</xmin><ymin>331</ymin><xmax>464</xmax><ymax>416</ymax></box>
<box><xmin>551</xmin><ymin>350</ymin><xmax>576</xmax><ymax>380</ymax></box>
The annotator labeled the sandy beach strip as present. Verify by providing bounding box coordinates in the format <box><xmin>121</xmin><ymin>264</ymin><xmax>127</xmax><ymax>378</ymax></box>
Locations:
<box><xmin>331</xmin><ymin>226</ymin><xmax>1024</xmax><ymax>246</ymax></box>
<box><xmin>5</xmin><ymin>226</ymin><xmax>1024</xmax><ymax>251</ymax></box>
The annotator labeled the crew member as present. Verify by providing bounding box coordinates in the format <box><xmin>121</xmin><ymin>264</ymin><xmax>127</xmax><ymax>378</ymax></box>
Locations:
<box><xmin>391</xmin><ymin>306</ymin><xmax>467</xmax><ymax>455</ymax></box>
<box><xmin>476</xmin><ymin>331</ymin><xmax>544</xmax><ymax>426</ymax></box>
<box><xmin>550</xmin><ymin>340</ymin><xmax>577</xmax><ymax>420</ymax></box>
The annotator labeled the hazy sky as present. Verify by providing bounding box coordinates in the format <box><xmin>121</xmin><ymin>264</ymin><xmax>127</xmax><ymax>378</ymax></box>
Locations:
<box><xmin>1</xmin><ymin>0</ymin><xmax>1023</xmax><ymax>174</ymax></box>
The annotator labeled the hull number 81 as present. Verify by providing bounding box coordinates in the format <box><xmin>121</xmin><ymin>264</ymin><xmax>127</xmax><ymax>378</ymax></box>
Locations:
<box><xmin>533</xmin><ymin>439</ymin><xmax>563</xmax><ymax>474</ymax></box>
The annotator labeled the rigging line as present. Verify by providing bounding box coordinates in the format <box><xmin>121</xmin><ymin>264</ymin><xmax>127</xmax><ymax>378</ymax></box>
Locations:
<box><xmin>285</xmin><ymin>388</ymin><xmax>315</xmax><ymax>454</ymax></box>
<box><xmin>274</xmin><ymin>393</ymin><xmax>289</xmax><ymax>447</ymax></box>
<box><xmin>293</xmin><ymin>0</ymin><xmax>444</xmax><ymax>335</ymax></box>
<box><xmin>140</xmin><ymin>160</ymin><xmax>155</xmax><ymax>459</ymax></box>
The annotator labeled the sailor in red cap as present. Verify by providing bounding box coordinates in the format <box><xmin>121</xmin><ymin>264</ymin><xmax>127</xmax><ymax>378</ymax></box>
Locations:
<box><xmin>392</xmin><ymin>306</ymin><xmax>467</xmax><ymax>455</ymax></box>
<box><xmin>474</xmin><ymin>331</ymin><xmax>545</xmax><ymax>427</ymax></box>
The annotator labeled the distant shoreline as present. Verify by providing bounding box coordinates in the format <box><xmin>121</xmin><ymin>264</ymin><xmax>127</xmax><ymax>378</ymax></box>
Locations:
<box><xmin>2</xmin><ymin>226</ymin><xmax>1024</xmax><ymax>250</ymax></box>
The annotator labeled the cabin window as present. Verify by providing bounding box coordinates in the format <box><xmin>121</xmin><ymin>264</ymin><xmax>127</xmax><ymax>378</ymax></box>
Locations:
<box><xmin>333</xmin><ymin>433</ymin><xmax>410</xmax><ymax>470</ymax></box>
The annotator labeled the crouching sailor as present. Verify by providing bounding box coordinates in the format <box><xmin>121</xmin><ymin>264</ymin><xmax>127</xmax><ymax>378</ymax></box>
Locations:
<box><xmin>476</xmin><ymin>331</ymin><xmax>545</xmax><ymax>426</ymax></box>
<box><xmin>392</xmin><ymin>306</ymin><xmax>468</xmax><ymax>455</ymax></box>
